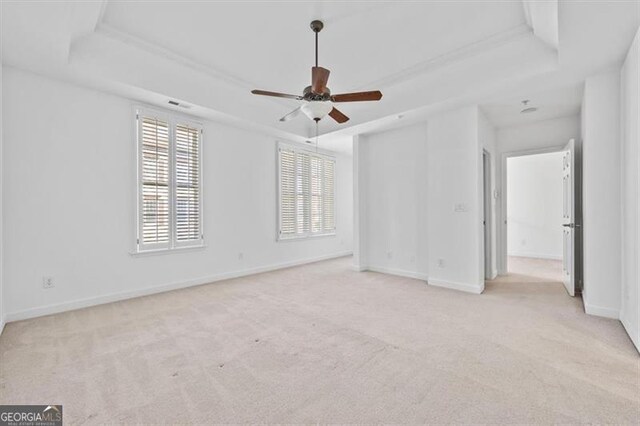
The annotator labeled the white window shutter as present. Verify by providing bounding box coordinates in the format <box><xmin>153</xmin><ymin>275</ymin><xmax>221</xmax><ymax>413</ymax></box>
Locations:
<box><xmin>174</xmin><ymin>123</ymin><xmax>202</xmax><ymax>246</ymax></box>
<box><xmin>297</xmin><ymin>152</ymin><xmax>311</xmax><ymax>234</ymax></box>
<box><xmin>310</xmin><ymin>155</ymin><xmax>323</xmax><ymax>233</ymax></box>
<box><xmin>278</xmin><ymin>143</ymin><xmax>335</xmax><ymax>239</ymax></box>
<box><xmin>323</xmin><ymin>158</ymin><xmax>335</xmax><ymax>231</ymax></box>
<box><xmin>140</xmin><ymin>116</ymin><xmax>171</xmax><ymax>249</ymax></box>
<box><xmin>279</xmin><ymin>148</ymin><xmax>297</xmax><ymax>237</ymax></box>
<box><xmin>137</xmin><ymin>109</ymin><xmax>203</xmax><ymax>252</ymax></box>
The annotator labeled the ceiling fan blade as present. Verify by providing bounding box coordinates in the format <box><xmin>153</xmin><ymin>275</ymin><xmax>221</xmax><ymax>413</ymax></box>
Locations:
<box><xmin>251</xmin><ymin>89</ymin><xmax>303</xmax><ymax>100</ymax></box>
<box><xmin>312</xmin><ymin>67</ymin><xmax>330</xmax><ymax>94</ymax></box>
<box><xmin>328</xmin><ymin>107</ymin><xmax>349</xmax><ymax>124</ymax></box>
<box><xmin>331</xmin><ymin>90</ymin><xmax>383</xmax><ymax>102</ymax></box>
<box><xmin>279</xmin><ymin>107</ymin><xmax>301</xmax><ymax>122</ymax></box>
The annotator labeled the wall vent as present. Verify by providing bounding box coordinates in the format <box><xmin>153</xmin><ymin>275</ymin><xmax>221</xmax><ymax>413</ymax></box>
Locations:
<box><xmin>168</xmin><ymin>100</ymin><xmax>192</xmax><ymax>109</ymax></box>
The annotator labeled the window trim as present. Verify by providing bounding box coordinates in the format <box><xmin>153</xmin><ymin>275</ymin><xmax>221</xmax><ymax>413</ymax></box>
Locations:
<box><xmin>134</xmin><ymin>106</ymin><xmax>204</xmax><ymax>254</ymax></box>
<box><xmin>276</xmin><ymin>142</ymin><xmax>337</xmax><ymax>241</ymax></box>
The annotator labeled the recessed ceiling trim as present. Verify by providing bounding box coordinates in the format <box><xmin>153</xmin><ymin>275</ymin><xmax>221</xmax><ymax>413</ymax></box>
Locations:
<box><xmin>522</xmin><ymin>0</ymin><xmax>559</xmax><ymax>49</ymax></box>
<box><xmin>93</xmin><ymin>16</ymin><xmax>534</xmax><ymax>105</ymax></box>
<box><xmin>88</xmin><ymin>22</ymin><xmax>298</xmax><ymax>111</ymax></box>
<box><xmin>94</xmin><ymin>22</ymin><xmax>254</xmax><ymax>89</ymax></box>
<box><xmin>354</xmin><ymin>24</ymin><xmax>534</xmax><ymax>91</ymax></box>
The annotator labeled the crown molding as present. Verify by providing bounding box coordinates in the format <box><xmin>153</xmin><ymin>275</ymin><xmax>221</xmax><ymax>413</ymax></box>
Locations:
<box><xmin>354</xmin><ymin>24</ymin><xmax>534</xmax><ymax>91</ymax></box>
<box><xmin>95</xmin><ymin>22</ymin><xmax>255</xmax><ymax>90</ymax></box>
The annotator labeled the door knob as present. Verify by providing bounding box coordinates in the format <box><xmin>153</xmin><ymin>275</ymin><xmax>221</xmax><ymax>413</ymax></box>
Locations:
<box><xmin>562</xmin><ymin>223</ymin><xmax>575</xmax><ymax>228</ymax></box>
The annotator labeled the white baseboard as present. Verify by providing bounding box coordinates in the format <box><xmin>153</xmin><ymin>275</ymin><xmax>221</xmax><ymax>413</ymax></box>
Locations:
<box><xmin>4</xmin><ymin>251</ymin><xmax>353</xmax><ymax>323</ymax></box>
<box><xmin>583</xmin><ymin>302</ymin><xmax>620</xmax><ymax>319</ymax></box>
<box><xmin>428</xmin><ymin>278</ymin><xmax>484</xmax><ymax>294</ymax></box>
<box><xmin>364</xmin><ymin>265</ymin><xmax>428</xmax><ymax>281</ymax></box>
<box><xmin>620</xmin><ymin>313</ymin><xmax>640</xmax><ymax>354</ymax></box>
<box><xmin>0</xmin><ymin>316</ymin><xmax>5</xmax><ymax>337</ymax></box>
<box><xmin>508</xmin><ymin>252</ymin><xmax>562</xmax><ymax>261</ymax></box>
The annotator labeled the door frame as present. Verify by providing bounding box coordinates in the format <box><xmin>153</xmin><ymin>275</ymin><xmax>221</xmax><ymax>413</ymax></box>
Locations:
<box><xmin>482</xmin><ymin>149</ymin><xmax>493</xmax><ymax>279</ymax></box>
<box><xmin>498</xmin><ymin>144</ymin><xmax>566</xmax><ymax>276</ymax></box>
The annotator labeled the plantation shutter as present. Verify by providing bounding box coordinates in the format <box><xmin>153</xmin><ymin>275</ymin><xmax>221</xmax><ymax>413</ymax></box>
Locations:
<box><xmin>310</xmin><ymin>156</ymin><xmax>323</xmax><ymax>233</ymax></box>
<box><xmin>278</xmin><ymin>144</ymin><xmax>335</xmax><ymax>239</ymax></box>
<box><xmin>296</xmin><ymin>152</ymin><xmax>310</xmax><ymax>234</ymax></box>
<box><xmin>137</xmin><ymin>109</ymin><xmax>203</xmax><ymax>252</ymax></box>
<box><xmin>279</xmin><ymin>148</ymin><xmax>296</xmax><ymax>237</ymax></box>
<box><xmin>140</xmin><ymin>116</ymin><xmax>170</xmax><ymax>248</ymax></box>
<box><xmin>175</xmin><ymin>123</ymin><xmax>202</xmax><ymax>246</ymax></box>
<box><xmin>322</xmin><ymin>158</ymin><xmax>335</xmax><ymax>231</ymax></box>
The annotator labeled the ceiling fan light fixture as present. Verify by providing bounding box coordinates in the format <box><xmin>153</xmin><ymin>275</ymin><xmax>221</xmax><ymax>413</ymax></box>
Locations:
<box><xmin>301</xmin><ymin>101</ymin><xmax>333</xmax><ymax>121</ymax></box>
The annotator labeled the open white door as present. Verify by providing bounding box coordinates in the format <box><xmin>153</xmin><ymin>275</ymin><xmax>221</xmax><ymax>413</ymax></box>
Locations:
<box><xmin>562</xmin><ymin>139</ymin><xmax>576</xmax><ymax>296</ymax></box>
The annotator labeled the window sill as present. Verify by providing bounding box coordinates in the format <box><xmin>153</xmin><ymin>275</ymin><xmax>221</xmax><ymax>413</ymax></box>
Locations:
<box><xmin>130</xmin><ymin>245</ymin><xmax>207</xmax><ymax>257</ymax></box>
<box><xmin>278</xmin><ymin>232</ymin><xmax>336</xmax><ymax>242</ymax></box>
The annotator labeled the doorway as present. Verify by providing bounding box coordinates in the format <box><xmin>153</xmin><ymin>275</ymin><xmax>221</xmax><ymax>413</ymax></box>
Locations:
<box><xmin>500</xmin><ymin>142</ymin><xmax>583</xmax><ymax>295</ymax></box>
<box><xmin>506</xmin><ymin>151</ymin><xmax>564</xmax><ymax>280</ymax></box>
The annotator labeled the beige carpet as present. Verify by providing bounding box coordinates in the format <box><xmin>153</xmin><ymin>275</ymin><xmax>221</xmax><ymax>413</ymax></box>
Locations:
<box><xmin>1</xmin><ymin>256</ymin><xmax>638</xmax><ymax>424</ymax></box>
<box><xmin>508</xmin><ymin>255</ymin><xmax>564</xmax><ymax>282</ymax></box>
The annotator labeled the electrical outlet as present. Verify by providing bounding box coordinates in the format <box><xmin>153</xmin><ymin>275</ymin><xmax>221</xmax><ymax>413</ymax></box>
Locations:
<box><xmin>437</xmin><ymin>258</ymin><xmax>445</xmax><ymax>268</ymax></box>
<box><xmin>42</xmin><ymin>276</ymin><xmax>54</xmax><ymax>289</ymax></box>
<box><xmin>387</xmin><ymin>251</ymin><xmax>393</xmax><ymax>260</ymax></box>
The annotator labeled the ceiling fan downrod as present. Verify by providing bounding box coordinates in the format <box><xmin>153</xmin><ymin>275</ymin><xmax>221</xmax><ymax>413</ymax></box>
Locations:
<box><xmin>310</xmin><ymin>20</ymin><xmax>324</xmax><ymax>68</ymax></box>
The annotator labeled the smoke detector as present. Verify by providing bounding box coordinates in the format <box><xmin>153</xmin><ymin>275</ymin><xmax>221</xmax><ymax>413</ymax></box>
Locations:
<box><xmin>520</xmin><ymin>100</ymin><xmax>537</xmax><ymax>114</ymax></box>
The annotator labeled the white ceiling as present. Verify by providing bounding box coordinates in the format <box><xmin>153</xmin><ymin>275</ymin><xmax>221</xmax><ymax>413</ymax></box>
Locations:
<box><xmin>481</xmin><ymin>84</ymin><xmax>583</xmax><ymax>128</ymax></box>
<box><xmin>1</xmin><ymin>1</ymin><xmax>639</xmax><ymax>151</ymax></box>
<box><xmin>101</xmin><ymin>1</ymin><xmax>525</xmax><ymax>93</ymax></box>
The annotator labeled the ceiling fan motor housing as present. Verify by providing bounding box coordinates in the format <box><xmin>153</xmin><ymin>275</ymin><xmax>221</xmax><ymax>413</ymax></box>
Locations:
<box><xmin>303</xmin><ymin>85</ymin><xmax>331</xmax><ymax>101</ymax></box>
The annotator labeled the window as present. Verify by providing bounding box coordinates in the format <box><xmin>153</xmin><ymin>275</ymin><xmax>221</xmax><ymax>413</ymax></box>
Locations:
<box><xmin>278</xmin><ymin>143</ymin><xmax>335</xmax><ymax>239</ymax></box>
<box><xmin>136</xmin><ymin>108</ymin><xmax>203</xmax><ymax>252</ymax></box>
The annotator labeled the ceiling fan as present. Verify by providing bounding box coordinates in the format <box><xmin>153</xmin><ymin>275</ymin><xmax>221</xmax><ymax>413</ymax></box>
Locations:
<box><xmin>251</xmin><ymin>20</ymin><xmax>383</xmax><ymax>124</ymax></box>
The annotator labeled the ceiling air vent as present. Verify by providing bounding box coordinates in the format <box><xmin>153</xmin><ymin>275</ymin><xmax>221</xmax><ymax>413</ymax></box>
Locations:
<box><xmin>168</xmin><ymin>100</ymin><xmax>192</xmax><ymax>109</ymax></box>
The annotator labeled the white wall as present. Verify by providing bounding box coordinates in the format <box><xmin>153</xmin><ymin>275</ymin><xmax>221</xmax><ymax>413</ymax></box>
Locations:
<box><xmin>506</xmin><ymin>152</ymin><xmax>564</xmax><ymax>260</ymax></box>
<box><xmin>354</xmin><ymin>106</ymin><xmax>484</xmax><ymax>293</ymax></box>
<box><xmin>620</xmin><ymin>27</ymin><xmax>640</xmax><ymax>351</ymax></box>
<box><xmin>496</xmin><ymin>115</ymin><xmax>580</xmax><ymax>154</ymax></box>
<box><xmin>581</xmin><ymin>70</ymin><xmax>622</xmax><ymax>319</ymax></box>
<box><xmin>1</xmin><ymin>67</ymin><xmax>353</xmax><ymax>321</ymax></box>
<box><xmin>427</xmin><ymin>107</ymin><xmax>483</xmax><ymax>292</ymax></box>
<box><xmin>495</xmin><ymin>115</ymin><xmax>581</xmax><ymax>274</ymax></box>
<box><xmin>359</xmin><ymin>124</ymin><xmax>429</xmax><ymax>279</ymax></box>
